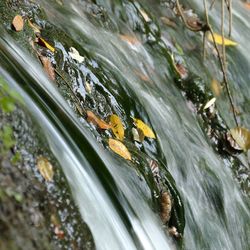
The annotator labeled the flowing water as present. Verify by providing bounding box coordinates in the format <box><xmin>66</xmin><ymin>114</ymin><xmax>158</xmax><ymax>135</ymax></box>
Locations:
<box><xmin>0</xmin><ymin>0</ymin><xmax>250</xmax><ymax>249</ymax></box>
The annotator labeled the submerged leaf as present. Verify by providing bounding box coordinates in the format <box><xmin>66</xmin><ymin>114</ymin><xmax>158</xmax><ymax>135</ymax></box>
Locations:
<box><xmin>244</xmin><ymin>3</ymin><xmax>250</xmax><ymax>10</ymax></box>
<box><xmin>68</xmin><ymin>47</ymin><xmax>84</xmax><ymax>63</ymax></box>
<box><xmin>161</xmin><ymin>191</ymin><xmax>172</xmax><ymax>224</ymax></box>
<box><xmin>207</xmin><ymin>33</ymin><xmax>237</xmax><ymax>46</ymax></box>
<box><xmin>108</xmin><ymin>139</ymin><xmax>131</xmax><ymax>160</ymax></box>
<box><xmin>39</xmin><ymin>55</ymin><xmax>55</xmax><ymax>81</ymax></box>
<box><xmin>211</xmin><ymin>79</ymin><xmax>222</xmax><ymax>97</ymax></box>
<box><xmin>230</xmin><ymin>127</ymin><xmax>250</xmax><ymax>151</ymax></box>
<box><xmin>119</xmin><ymin>34</ymin><xmax>140</xmax><ymax>45</ymax></box>
<box><xmin>12</xmin><ymin>15</ymin><xmax>24</xmax><ymax>32</ymax></box>
<box><xmin>204</xmin><ymin>97</ymin><xmax>216</xmax><ymax>110</ymax></box>
<box><xmin>87</xmin><ymin>110</ymin><xmax>111</xmax><ymax>130</ymax></box>
<box><xmin>132</xmin><ymin>118</ymin><xmax>156</xmax><ymax>139</ymax></box>
<box><xmin>109</xmin><ymin>114</ymin><xmax>124</xmax><ymax>141</ymax></box>
<box><xmin>37</xmin><ymin>156</ymin><xmax>54</xmax><ymax>181</ymax></box>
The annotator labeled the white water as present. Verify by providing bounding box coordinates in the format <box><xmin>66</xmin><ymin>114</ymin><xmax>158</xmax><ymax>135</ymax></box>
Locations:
<box><xmin>1</xmin><ymin>1</ymin><xmax>250</xmax><ymax>249</ymax></box>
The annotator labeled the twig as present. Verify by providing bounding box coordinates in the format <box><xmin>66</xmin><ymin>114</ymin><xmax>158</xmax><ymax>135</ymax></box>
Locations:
<box><xmin>176</xmin><ymin>0</ymin><xmax>238</xmax><ymax>126</ymax></box>
<box><xmin>176</xmin><ymin>0</ymin><xmax>203</xmax><ymax>32</ymax></box>
<box><xmin>207</xmin><ymin>29</ymin><xmax>238</xmax><ymax>126</ymax></box>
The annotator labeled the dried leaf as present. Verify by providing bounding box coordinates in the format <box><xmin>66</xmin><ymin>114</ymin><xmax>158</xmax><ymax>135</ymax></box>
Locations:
<box><xmin>230</xmin><ymin>127</ymin><xmax>250</xmax><ymax>151</ymax></box>
<box><xmin>28</xmin><ymin>19</ymin><xmax>41</xmax><ymax>34</ymax></box>
<box><xmin>211</xmin><ymin>79</ymin><xmax>222</xmax><ymax>97</ymax></box>
<box><xmin>186</xmin><ymin>17</ymin><xmax>203</xmax><ymax>30</ymax></box>
<box><xmin>109</xmin><ymin>114</ymin><xmax>124</xmax><ymax>141</ymax></box>
<box><xmin>168</xmin><ymin>227</ymin><xmax>181</xmax><ymax>238</ymax></box>
<box><xmin>54</xmin><ymin>226</ymin><xmax>65</xmax><ymax>239</ymax></box>
<box><xmin>12</xmin><ymin>15</ymin><xmax>24</xmax><ymax>32</ymax></box>
<box><xmin>207</xmin><ymin>33</ymin><xmax>237</xmax><ymax>46</ymax></box>
<box><xmin>204</xmin><ymin>97</ymin><xmax>216</xmax><ymax>110</ymax></box>
<box><xmin>175</xmin><ymin>63</ymin><xmax>188</xmax><ymax>79</ymax></box>
<box><xmin>39</xmin><ymin>55</ymin><xmax>55</xmax><ymax>81</ymax></box>
<box><xmin>160</xmin><ymin>17</ymin><xmax>177</xmax><ymax>28</ymax></box>
<box><xmin>170</xmin><ymin>54</ymin><xmax>188</xmax><ymax>79</ymax></box>
<box><xmin>38</xmin><ymin>37</ymin><xmax>55</xmax><ymax>52</ymax></box>
<box><xmin>134</xmin><ymin>70</ymin><xmax>150</xmax><ymax>82</ymax></box>
<box><xmin>161</xmin><ymin>191</ymin><xmax>172</xmax><ymax>224</ymax></box>
<box><xmin>132</xmin><ymin>127</ymin><xmax>145</xmax><ymax>142</ymax></box>
<box><xmin>87</xmin><ymin>110</ymin><xmax>111</xmax><ymax>130</ymax></box>
<box><xmin>108</xmin><ymin>138</ymin><xmax>131</xmax><ymax>160</ymax></box>
<box><xmin>132</xmin><ymin>118</ymin><xmax>156</xmax><ymax>139</ymax></box>
<box><xmin>226</xmin><ymin>132</ymin><xmax>242</xmax><ymax>151</ymax></box>
<box><xmin>68</xmin><ymin>47</ymin><xmax>84</xmax><ymax>63</ymax></box>
<box><xmin>149</xmin><ymin>159</ymin><xmax>160</xmax><ymax>178</ymax></box>
<box><xmin>37</xmin><ymin>156</ymin><xmax>54</xmax><ymax>181</ymax></box>
<box><xmin>244</xmin><ymin>3</ymin><xmax>250</xmax><ymax>10</ymax></box>
<box><xmin>139</xmin><ymin>9</ymin><xmax>150</xmax><ymax>22</ymax></box>
<box><xmin>85</xmin><ymin>81</ymin><xmax>92</xmax><ymax>94</ymax></box>
<box><xmin>119</xmin><ymin>34</ymin><xmax>140</xmax><ymax>45</ymax></box>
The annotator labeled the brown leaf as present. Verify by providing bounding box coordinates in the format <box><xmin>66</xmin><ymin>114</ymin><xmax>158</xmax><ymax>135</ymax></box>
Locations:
<box><xmin>160</xmin><ymin>191</ymin><xmax>172</xmax><ymax>224</ymax></box>
<box><xmin>39</xmin><ymin>55</ymin><xmax>55</xmax><ymax>81</ymax></box>
<box><xmin>168</xmin><ymin>227</ymin><xmax>181</xmax><ymax>238</ymax></box>
<box><xmin>12</xmin><ymin>15</ymin><xmax>24</xmax><ymax>32</ymax></box>
<box><xmin>244</xmin><ymin>3</ymin><xmax>250</xmax><ymax>10</ymax></box>
<box><xmin>175</xmin><ymin>63</ymin><xmax>188</xmax><ymax>79</ymax></box>
<box><xmin>54</xmin><ymin>226</ymin><xmax>65</xmax><ymax>239</ymax></box>
<box><xmin>37</xmin><ymin>156</ymin><xmax>54</xmax><ymax>181</ymax></box>
<box><xmin>108</xmin><ymin>138</ymin><xmax>131</xmax><ymax>160</ymax></box>
<box><xmin>134</xmin><ymin>70</ymin><xmax>150</xmax><ymax>82</ymax></box>
<box><xmin>119</xmin><ymin>34</ymin><xmax>140</xmax><ymax>45</ymax></box>
<box><xmin>160</xmin><ymin>17</ymin><xmax>177</xmax><ymax>28</ymax></box>
<box><xmin>87</xmin><ymin>110</ymin><xmax>111</xmax><ymax>130</ymax></box>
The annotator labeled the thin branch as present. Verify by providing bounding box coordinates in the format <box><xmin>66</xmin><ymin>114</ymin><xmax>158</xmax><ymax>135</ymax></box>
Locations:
<box><xmin>207</xmin><ymin>29</ymin><xmax>238</xmax><ymax>126</ymax></box>
<box><xmin>176</xmin><ymin>0</ymin><xmax>238</xmax><ymax>126</ymax></box>
<box><xmin>176</xmin><ymin>0</ymin><xmax>203</xmax><ymax>32</ymax></box>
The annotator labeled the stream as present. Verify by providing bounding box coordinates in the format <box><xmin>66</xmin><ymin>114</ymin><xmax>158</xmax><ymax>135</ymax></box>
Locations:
<box><xmin>0</xmin><ymin>0</ymin><xmax>250</xmax><ymax>249</ymax></box>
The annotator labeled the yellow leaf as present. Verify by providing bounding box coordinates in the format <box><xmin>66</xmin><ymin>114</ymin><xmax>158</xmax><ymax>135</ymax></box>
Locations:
<box><xmin>207</xmin><ymin>33</ymin><xmax>237</xmax><ymax>46</ymax></box>
<box><xmin>108</xmin><ymin>138</ymin><xmax>131</xmax><ymax>160</ymax></box>
<box><xmin>109</xmin><ymin>114</ymin><xmax>124</xmax><ymax>141</ymax></box>
<box><xmin>204</xmin><ymin>97</ymin><xmax>216</xmax><ymax>110</ymax></box>
<box><xmin>37</xmin><ymin>156</ymin><xmax>54</xmax><ymax>181</ymax></box>
<box><xmin>132</xmin><ymin>118</ymin><xmax>156</xmax><ymax>139</ymax></box>
<box><xmin>87</xmin><ymin>110</ymin><xmax>111</xmax><ymax>130</ymax></box>
<box><xmin>230</xmin><ymin>127</ymin><xmax>250</xmax><ymax>151</ymax></box>
<box><xmin>211</xmin><ymin>79</ymin><xmax>222</xmax><ymax>97</ymax></box>
<box><xmin>38</xmin><ymin>37</ymin><xmax>55</xmax><ymax>52</ymax></box>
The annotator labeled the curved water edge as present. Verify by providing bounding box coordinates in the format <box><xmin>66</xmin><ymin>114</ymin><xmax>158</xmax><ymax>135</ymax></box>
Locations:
<box><xmin>0</xmin><ymin>33</ymin><xmax>172</xmax><ymax>249</ymax></box>
<box><xmin>0</xmin><ymin>0</ymin><xmax>250</xmax><ymax>249</ymax></box>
